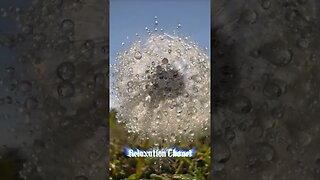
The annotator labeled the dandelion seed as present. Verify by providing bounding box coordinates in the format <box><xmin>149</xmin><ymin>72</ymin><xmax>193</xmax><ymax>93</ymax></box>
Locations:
<box><xmin>112</xmin><ymin>31</ymin><xmax>210</xmax><ymax>144</ymax></box>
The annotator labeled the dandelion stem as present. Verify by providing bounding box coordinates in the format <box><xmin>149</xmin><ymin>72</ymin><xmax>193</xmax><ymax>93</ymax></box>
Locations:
<box><xmin>175</xmin><ymin>160</ymin><xmax>184</xmax><ymax>174</ymax></box>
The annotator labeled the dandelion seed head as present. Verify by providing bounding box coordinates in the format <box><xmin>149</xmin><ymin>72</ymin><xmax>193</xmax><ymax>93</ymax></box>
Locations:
<box><xmin>112</xmin><ymin>33</ymin><xmax>210</xmax><ymax>143</ymax></box>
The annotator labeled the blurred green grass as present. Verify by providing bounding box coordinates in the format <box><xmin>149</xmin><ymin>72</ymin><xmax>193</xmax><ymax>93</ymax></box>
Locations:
<box><xmin>109</xmin><ymin>110</ymin><xmax>210</xmax><ymax>180</ymax></box>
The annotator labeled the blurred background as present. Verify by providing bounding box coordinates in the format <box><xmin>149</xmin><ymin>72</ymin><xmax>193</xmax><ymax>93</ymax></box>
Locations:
<box><xmin>0</xmin><ymin>0</ymin><xmax>108</xmax><ymax>179</ymax></box>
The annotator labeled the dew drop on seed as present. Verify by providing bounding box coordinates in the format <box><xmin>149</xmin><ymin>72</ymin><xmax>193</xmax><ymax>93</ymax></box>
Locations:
<box><xmin>162</xmin><ymin>58</ymin><xmax>168</xmax><ymax>64</ymax></box>
<box><xmin>127</xmin><ymin>81</ymin><xmax>133</xmax><ymax>87</ymax></box>
<box><xmin>134</xmin><ymin>51</ymin><xmax>142</xmax><ymax>59</ymax></box>
<box><xmin>127</xmin><ymin>87</ymin><xmax>133</xmax><ymax>93</ymax></box>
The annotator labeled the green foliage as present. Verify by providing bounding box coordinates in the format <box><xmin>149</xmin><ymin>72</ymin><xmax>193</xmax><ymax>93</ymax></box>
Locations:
<box><xmin>110</xmin><ymin>111</ymin><xmax>211</xmax><ymax>179</ymax></box>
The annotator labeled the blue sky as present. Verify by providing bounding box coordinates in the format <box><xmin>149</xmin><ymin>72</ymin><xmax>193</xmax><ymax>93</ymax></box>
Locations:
<box><xmin>110</xmin><ymin>0</ymin><xmax>210</xmax><ymax>61</ymax></box>
<box><xmin>110</xmin><ymin>0</ymin><xmax>210</xmax><ymax>107</ymax></box>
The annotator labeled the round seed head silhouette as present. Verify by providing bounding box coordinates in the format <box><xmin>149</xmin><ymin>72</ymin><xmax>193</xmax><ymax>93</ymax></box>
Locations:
<box><xmin>112</xmin><ymin>33</ymin><xmax>210</xmax><ymax>143</ymax></box>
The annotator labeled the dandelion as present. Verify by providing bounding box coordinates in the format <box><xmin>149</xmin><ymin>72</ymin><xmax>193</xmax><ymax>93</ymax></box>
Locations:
<box><xmin>112</xmin><ymin>31</ymin><xmax>210</xmax><ymax>143</ymax></box>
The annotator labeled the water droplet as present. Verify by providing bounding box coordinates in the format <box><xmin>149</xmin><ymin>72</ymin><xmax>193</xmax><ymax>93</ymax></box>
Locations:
<box><xmin>61</xmin><ymin>19</ymin><xmax>74</xmax><ymax>33</ymax></box>
<box><xmin>263</xmin><ymin>81</ymin><xmax>283</xmax><ymax>98</ymax></box>
<box><xmin>176</xmin><ymin>106</ymin><xmax>182</xmax><ymax>113</ymax></box>
<box><xmin>134</xmin><ymin>51</ymin><xmax>142</xmax><ymax>59</ymax></box>
<box><xmin>127</xmin><ymin>87</ymin><xmax>133</xmax><ymax>93</ymax></box>
<box><xmin>127</xmin><ymin>81</ymin><xmax>133</xmax><ymax>87</ymax></box>
<box><xmin>57</xmin><ymin>81</ymin><xmax>75</xmax><ymax>98</ymax></box>
<box><xmin>57</xmin><ymin>62</ymin><xmax>75</xmax><ymax>80</ymax></box>
<box><xmin>260</xmin><ymin>42</ymin><xmax>292</xmax><ymax>66</ymax></box>
<box><xmin>162</xmin><ymin>58</ymin><xmax>168</xmax><ymax>64</ymax></box>
<box><xmin>296</xmin><ymin>131</ymin><xmax>312</xmax><ymax>147</ymax></box>
<box><xmin>191</xmin><ymin>75</ymin><xmax>202</xmax><ymax>83</ymax></box>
